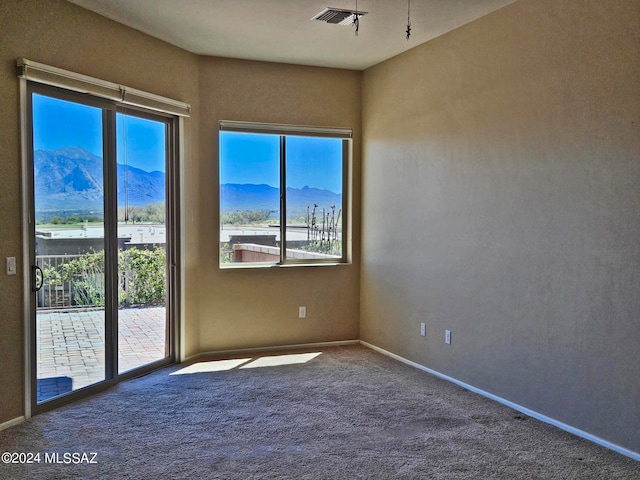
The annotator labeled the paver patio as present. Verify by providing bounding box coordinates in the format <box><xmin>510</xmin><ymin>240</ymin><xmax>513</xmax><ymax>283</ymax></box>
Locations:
<box><xmin>36</xmin><ymin>306</ymin><xmax>166</xmax><ymax>402</ymax></box>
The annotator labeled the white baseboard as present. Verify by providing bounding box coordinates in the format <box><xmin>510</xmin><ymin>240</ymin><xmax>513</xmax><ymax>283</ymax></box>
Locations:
<box><xmin>0</xmin><ymin>416</ymin><xmax>25</xmax><ymax>432</ymax></box>
<box><xmin>360</xmin><ymin>340</ymin><xmax>640</xmax><ymax>462</ymax></box>
<box><xmin>184</xmin><ymin>339</ymin><xmax>360</xmax><ymax>363</ymax></box>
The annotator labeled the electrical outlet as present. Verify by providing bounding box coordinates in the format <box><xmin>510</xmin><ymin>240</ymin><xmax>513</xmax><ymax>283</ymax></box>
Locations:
<box><xmin>445</xmin><ymin>329</ymin><xmax>451</xmax><ymax>345</ymax></box>
<box><xmin>420</xmin><ymin>323</ymin><xmax>426</xmax><ymax>336</ymax></box>
<box><xmin>299</xmin><ymin>306</ymin><xmax>307</xmax><ymax>318</ymax></box>
<box><xmin>6</xmin><ymin>257</ymin><xmax>16</xmax><ymax>275</ymax></box>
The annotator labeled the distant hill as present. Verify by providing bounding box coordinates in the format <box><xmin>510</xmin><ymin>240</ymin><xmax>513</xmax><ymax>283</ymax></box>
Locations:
<box><xmin>34</xmin><ymin>147</ymin><xmax>341</xmax><ymax>218</ymax></box>
<box><xmin>34</xmin><ymin>146</ymin><xmax>165</xmax><ymax>211</ymax></box>
<box><xmin>221</xmin><ymin>183</ymin><xmax>342</xmax><ymax>218</ymax></box>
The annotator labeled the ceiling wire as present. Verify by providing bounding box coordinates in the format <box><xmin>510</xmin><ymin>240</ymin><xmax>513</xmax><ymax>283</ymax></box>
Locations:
<box><xmin>353</xmin><ymin>0</ymin><xmax>360</xmax><ymax>36</ymax></box>
<box><xmin>406</xmin><ymin>0</ymin><xmax>412</xmax><ymax>40</ymax></box>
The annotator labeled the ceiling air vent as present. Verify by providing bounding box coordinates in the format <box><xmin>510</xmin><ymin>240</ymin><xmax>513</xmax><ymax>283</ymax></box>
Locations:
<box><xmin>312</xmin><ymin>7</ymin><xmax>368</xmax><ymax>25</ymax></box>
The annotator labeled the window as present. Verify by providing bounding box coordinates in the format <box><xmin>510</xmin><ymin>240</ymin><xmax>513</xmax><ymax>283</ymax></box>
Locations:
<box><xmin>219</xmin><ymin>122</ymin><xmax>350</xmax><ymax>267</ymax></box>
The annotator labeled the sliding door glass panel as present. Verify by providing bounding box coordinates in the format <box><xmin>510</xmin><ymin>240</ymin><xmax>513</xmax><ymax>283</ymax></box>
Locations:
<box><xmin>116</xmin><ymin>113</ymin><xmax>169</xmax><ymax>373</ymax></box>
<box><xmin>32</xmin><ymin>93</ymin><xmax>106</xmax><ymax>403</ymax></box>
<box><xmin>219</xmin><ymin>131</ymin><xmax>281</xmax><ymax>265</ymax></box>
<box><xmin>285</xmin><ymin>136</ymin><xmax>343</xmax><ymax>261</ymax></box>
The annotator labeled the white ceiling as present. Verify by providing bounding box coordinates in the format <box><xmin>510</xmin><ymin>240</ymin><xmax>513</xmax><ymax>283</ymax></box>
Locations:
<box><xmin>67</xmin><ymin>0</ymin><xmax>517</xmax><ymax>70</ymax></box>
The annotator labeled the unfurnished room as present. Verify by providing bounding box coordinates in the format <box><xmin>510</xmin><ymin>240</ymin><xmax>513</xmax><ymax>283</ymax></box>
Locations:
<box><xmin>0</xmin><ymin>0</ymin><xmax>639</xmax><ymax>478</ymax></box>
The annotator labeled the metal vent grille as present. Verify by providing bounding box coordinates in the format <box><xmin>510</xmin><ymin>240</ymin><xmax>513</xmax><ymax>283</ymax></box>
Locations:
<box><xmin>312</xmin><ymin>7</ymin><xmax>368</xmax><ymax>25</ymax></box>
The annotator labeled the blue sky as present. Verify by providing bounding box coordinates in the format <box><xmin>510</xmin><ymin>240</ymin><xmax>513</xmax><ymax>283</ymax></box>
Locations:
<box><xmin>33</xmin><ymin>93</ymin><xmax>166</xmax><ymax>173</ymax></box>
<box><xmin>220</xmin><ymin>132</ymin><xmax>343</xmax><ymax>193</ymax></box>
<box><xmin>220</xmin><ymin>132</ymin><xmax>280</xmax><ymax>187</ymax></box>
<box><xmin>116</xmin><ymin>113</ymin><xmax>165</xmax><ymax>173</ymax></box>
<box><xmin>33</xmin><ymin>93</ymin><xmax>342</xmax><ymax>191</ymax></box>
<box><xmin>33</xmin><ymin>94</ymin><xmax>103</xmax><ymax>157</ymax></box>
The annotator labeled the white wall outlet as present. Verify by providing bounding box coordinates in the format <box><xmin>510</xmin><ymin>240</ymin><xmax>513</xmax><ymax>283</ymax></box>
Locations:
<box><xmin>6</xmin><ymin>257</ymin><xmax>16</xmax><ymax>275</ymax></box>
<box><xmin>420</xmin><ymin>323</ymin><xmax>426</xmax><ymax>336</ymax></box>
<box><xmin>298</xmin><ymin>306</ymin><xmax>307</xmax><ymax>318</ymax></box>
<box><xmin>445</xmin><ymin>329</ymin><xmax>451</xmax><ymax>345</ymax></box>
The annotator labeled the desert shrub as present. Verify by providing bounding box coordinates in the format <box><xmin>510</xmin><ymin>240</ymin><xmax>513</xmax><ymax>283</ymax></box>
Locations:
<box><xmin>54</xmin><ymin>247</ymin><xmax>166</xmax><ymax>307</ymax></box>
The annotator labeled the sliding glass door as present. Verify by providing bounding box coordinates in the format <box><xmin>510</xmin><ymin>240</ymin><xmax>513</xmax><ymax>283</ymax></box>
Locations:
<box><xmin>116</xmin><ymin>112</ymin><xmax>169</xmax><ymax>374</ymax></box>
<box><xmin>31</xmin><ymin>92</ymin><xmax>108</xmax><ymax>403</ymax></box>
<box><xmin>28</xmin><ymin>85</ymin><xmax>176</xmax><ymax>411</ymax></box>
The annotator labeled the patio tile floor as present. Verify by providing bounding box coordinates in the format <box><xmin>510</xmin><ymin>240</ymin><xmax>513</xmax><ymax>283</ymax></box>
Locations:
<box><xmin>36</xmin><ymin>306</ymin><xmax>166</xmax><ymax>401</ymax></box>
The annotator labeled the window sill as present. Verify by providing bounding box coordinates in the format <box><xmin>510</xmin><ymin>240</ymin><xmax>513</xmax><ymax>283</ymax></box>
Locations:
<box><xmin>219</xmin><ymin>261</ymin><xmax>350</xmax><ymax>270</ymax></box>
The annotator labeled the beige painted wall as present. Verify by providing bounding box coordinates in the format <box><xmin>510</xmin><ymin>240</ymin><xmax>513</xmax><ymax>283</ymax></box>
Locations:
<box><xmin>195</xmin><ymin>57</ymin><xmax>361</xmax><ymax>353</ymax></box>
<box><xmin>361</xmin><ymin>0</ymin><xmax>640</xmax><ymax>452</ymax></box>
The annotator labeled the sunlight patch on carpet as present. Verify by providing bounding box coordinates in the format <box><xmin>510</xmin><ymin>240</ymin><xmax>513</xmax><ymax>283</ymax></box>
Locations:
<box><xmin>170</xmin><ymin>358</ymin><xmax>252</xmax><ymax>375</ymax></box>
<box><xmin>240</xmin><ymin>352</ymin><xmax>322</xmax><ymax>369</ymax></box>
<box><xmin>170</xmin><ymin>352</ymin><xmax>323</xmax><ymax>375</ymax></box>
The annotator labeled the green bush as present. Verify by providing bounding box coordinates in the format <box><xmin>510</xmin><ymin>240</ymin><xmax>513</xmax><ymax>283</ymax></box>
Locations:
<box><xmin>221</xmin><ymin>209</ymin><xmax>272</xmax><ymax>225</ymax></box>
<box><xmin>119</xmin><ymin>247</ymin><xmax>166</xmax><ymax>305</ymax></box>
<box><xmin>61</xmin><ymin>251</ymin><xmax>106</xmax><ymax>306</ymax></box>
<box><xmin>53</xmin><ymin>247</ymin><xmax>166</xmax><ymax>307</ymax></box>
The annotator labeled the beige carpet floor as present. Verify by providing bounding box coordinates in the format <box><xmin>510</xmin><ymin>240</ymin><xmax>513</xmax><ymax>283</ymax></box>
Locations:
<box><xmin>0</xmin><ymin>345</ymin><xmax>638</xmax><ymax>479</ymax></box>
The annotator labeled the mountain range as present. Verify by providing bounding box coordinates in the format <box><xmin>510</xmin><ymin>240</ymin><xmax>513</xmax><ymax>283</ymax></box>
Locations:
<box><xmin>34</xmin><ymin>146</ymin><xmax>342</xmax><ymax>217</ymax></box>
<box><xmin>34</xmin><ymin>146</ymin><xmax>165</xmax><ymax>211</ymax></box>
<box><xmin>221</xmin><ymin>184</ymin><xmax>342</xmax><ymax>218</ymax></box>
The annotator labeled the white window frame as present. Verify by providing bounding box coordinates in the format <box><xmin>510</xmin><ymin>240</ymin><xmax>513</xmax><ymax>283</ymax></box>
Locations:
<box><xmin>219</xmin><ymin>121</ymin><xmax>352</xmax><ymax>267</ymax></box>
